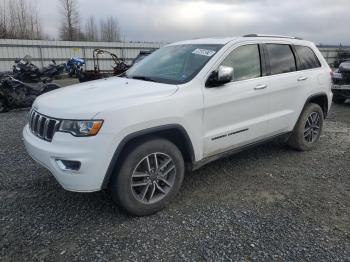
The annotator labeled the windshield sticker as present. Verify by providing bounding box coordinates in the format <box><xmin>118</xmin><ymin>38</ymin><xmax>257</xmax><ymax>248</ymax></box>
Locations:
<box><xmin>192</xmin><ymin>48</ymin><xmax>216</xmax><ymax>57</ymax></box>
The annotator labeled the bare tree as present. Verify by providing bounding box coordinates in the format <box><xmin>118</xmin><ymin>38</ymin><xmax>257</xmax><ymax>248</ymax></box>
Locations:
<box><xmin>0</xmin><ymin>0</ymin><xmax>42</xmax><ymax>39</ymax></box>
<box><xmin>85</xmin><ymin>16</ymin><xmax>98</xmax><ymax>41</ymax></box>
<box><xmin>0</xmin><ymin>0</ymin><xmax>8</xmax><ymax>38</ymax></box>
<box><xmin>100</xmin><ymin>17</ymin><xmax>121</xmax><ymax>42</ymax></box>
<box><xmin>59</xmin><ymin>0</ymin><xmax>81</xmax><ymax>41</ymax></box>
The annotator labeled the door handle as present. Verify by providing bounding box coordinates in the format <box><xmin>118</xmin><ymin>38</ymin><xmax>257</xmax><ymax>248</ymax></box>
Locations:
<box><xmin>297</xmin><ymin>76</ymin><xmax>308</xmax><ymax>81</ymax></box>
<box><xmin>254</xmin><ymin>84</ymin><xmax>267</xmax><ymax>90</ymax></box>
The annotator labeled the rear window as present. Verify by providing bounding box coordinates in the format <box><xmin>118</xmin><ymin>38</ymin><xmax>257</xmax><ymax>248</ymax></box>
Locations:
<box><xmin>266</xmin><ymin>44</ymin><xmax>296</xmax><ymax>75</ymax></box>
<box><xmin>294</xmin><ymin>45</ymin><xmax>321</xmax><ymax>70</ymax></box>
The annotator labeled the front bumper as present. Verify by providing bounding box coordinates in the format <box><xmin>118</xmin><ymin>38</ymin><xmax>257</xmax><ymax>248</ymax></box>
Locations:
<box><xmin>332</xmin><ymin>84</ymin><xmax>350</xmax><ymax>98</ymax></box>
<box><xmin>23</xmin><ymin>124</ymin><xmax>115</xmax><ymax>192</ymax></box>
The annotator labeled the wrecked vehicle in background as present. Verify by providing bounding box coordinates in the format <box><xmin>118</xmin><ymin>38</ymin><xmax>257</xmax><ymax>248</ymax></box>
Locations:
<box><xmin>333</xmin><ymin>51</ymin><xmax>350</xmax><ymax>68</ymax></box>
<box><xmin>0</xmin><ymin>56</ymin><xmax>64</xmax><ymax>113</ymax></box>
<box><xmin>0</xmin><ymin>71</ymin><xmax>12</xmax><ymax>81</ymax></box>
<box><xmin>13</xmin><ymin>56</ymin><xmax>65</xmax><ymax>83</ymax></box>
<box><xmin>78</xmin><ymin>49</ymin><xmax>129</xmax><ymax>82</ymax></box>
<box><xmin>66</xmin><ymin>57</ymin><xmax>85</xmax><ymax>78</ymax></box>
<box><xmin>78</xmin><ymin>49</ymin><xmax>154</xmax><ymax>83</ymax></box>
<box><xmin>131</xmin><ymin>50</ymin><xmax>154</xmax><ymax>66</ymax></box>
<box><xmin>0</xmin><ymin>77</ymin><xmax>60</xmax><ymax>113</ymax></box>
<box><xmin>332</xmin><ymin>61</ymin><xmax>350</xmax><ymax>104</ymax></box>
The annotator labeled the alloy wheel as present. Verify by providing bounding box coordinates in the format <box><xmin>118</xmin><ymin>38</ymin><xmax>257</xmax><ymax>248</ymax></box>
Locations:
<box><xmin>131</xmin><ymin>152</ymin><xmax>176</xmax><ymax>204</ymax></box>
<box><xmin>304</xmin><ymin>112</ymin><xmax>321</xmax><ymax>143</ymax></box>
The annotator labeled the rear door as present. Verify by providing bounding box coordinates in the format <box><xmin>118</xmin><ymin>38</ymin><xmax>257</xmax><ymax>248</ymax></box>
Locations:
<box><xmin>203</xmin><ymin>43</ymin><xmax>270</xmax><ymax>157</ymax></box>
<box><xmin>293</xmin><ymin>44</ymin><xmax>323</xmax><ymax>97</ymax></box>
<box><xmin>266</xmin><ymin>43</ymin><xmax>324</xmax><ymax>134</ymax></box>
<box><xmin>264</xmin><ymin>43</ymin><xmax>304</xmax><ymax>134</ymax></box>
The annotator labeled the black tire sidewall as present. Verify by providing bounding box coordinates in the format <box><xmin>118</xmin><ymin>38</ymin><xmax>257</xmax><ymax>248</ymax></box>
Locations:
<box><xmin>111</xmin><ymin>138</ymin><xmax>185</xmax><ymax>216</ymax></box>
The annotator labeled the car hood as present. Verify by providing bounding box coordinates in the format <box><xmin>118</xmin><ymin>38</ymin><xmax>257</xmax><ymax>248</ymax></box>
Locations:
<box><xmin>34</xmin><ymin>77</ymin><xmax>178</xmax><ymax>119</ymax></box>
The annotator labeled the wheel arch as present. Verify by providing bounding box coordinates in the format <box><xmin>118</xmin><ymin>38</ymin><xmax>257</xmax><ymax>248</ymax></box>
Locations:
<box><xmin>101</xmin><ymin>124</ymin><xmax>195</xmax><ymax>189</ymax></box>
<box><xmin>303</xmin><ymin>92</ymin><xmax>329</xmax><ymax>118</ymax></box>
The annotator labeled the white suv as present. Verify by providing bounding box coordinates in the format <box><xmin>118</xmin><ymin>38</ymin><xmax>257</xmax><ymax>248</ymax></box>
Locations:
<box><xmin>23</xmin><ymin>35</ymin><xmax>332</xmax><ymax>216</ymax></box>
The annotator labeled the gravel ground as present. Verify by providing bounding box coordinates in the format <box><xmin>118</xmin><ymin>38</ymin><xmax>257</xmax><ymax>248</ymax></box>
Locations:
<box><xmin>0</xmin><ymin>101</ymin><xmax>349</xmax><ymax>261</ymax></box>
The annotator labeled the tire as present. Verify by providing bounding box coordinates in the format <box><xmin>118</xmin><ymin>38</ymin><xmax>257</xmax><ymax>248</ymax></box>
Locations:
<box><xmin>0</xmin><ymin>97</ymin><xmax>8</xmax><ymax>113</ymax></box>
<box><xmin>333</xmin><ymin>96</ymin><xmax>346</xmax><ymax>104</ymax></box>
<box><xmin>110</xmin><ymin>137</ymin><xmax>185</xmax><ymax>216</ymax></box>
<box><xmin>287</xmin><ymin>103</ymin><xmax>324</xmax><ymax>151</ymax></box>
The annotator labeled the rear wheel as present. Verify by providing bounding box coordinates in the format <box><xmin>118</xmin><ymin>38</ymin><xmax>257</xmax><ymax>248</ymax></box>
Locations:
<box><xmin>110</xmin><ymin>138</ymin><xmax>185</xmax><ymax>216</ymax></box>
<box><xmin>287</xmin><ymin>103</ymin><xmax>324</xmax><ymax>151</ymax></box>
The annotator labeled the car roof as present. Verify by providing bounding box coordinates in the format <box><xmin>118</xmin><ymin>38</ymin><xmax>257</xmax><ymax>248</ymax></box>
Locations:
<box><xmin>168</xmin><ymin>35</ymin><xmax>313</xmax><ymax>47</ymax></box>
<box><xmin>169</xmin><ymin>37</ymin><xmax>240</xmax><ymax>45</ymax></box>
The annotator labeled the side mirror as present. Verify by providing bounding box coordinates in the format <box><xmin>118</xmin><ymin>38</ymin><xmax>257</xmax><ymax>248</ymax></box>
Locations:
<box><xmin>206</xmin><ymin>65</ymin><xmax>234</xmax><ymax>87</ymax></box>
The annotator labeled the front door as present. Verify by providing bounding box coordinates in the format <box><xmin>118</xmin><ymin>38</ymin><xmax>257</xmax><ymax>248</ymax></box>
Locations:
<box><xmin>203</xmin><ymin>44</ymin><xmax>270</xmax><ymax>157</ymax></box>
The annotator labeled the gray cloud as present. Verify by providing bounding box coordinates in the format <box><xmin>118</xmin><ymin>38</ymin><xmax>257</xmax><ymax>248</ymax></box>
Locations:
<box><xmin>37</xmin><ymin>0</ymin><xmax>350</xmax><ymax>45</ymax></box>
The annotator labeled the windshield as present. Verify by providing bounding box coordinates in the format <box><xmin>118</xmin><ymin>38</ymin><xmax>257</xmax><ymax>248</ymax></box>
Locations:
<box><xmin>126</xmin><ymin>44</ymin><xmax>223</xmax><ymax>84</ymax></box>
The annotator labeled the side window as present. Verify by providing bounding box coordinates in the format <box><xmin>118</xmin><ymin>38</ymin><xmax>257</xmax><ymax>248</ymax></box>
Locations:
<box><xmin>221</xmin><ymin>44</ymin><xmax>261</xmax><ymax>82</ymax></box>
<box><xmin>266</xmin><ymin>44</ymin><xmax>296</xmax><ymax>75</ymax></box>
<box><xmin>294</xmin><ymin>45</ymin><xmax>321</xmax><ymax>70</ymax></box>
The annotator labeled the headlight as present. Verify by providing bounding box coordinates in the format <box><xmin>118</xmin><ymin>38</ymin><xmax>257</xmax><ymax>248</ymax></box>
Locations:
<box><xmin>59</xmin><ymin>120</ymin><xmax>103</xmax><ymax>137</ymax></box>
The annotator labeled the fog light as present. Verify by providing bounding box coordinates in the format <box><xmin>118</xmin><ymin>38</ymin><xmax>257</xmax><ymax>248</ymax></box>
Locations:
<box><xmin>56</xmin><ymin>159</ymin><xmax>81</xmax><ymax>171</ymax></box>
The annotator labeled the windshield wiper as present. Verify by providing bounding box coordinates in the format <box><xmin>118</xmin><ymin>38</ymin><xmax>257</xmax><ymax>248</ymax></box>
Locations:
<box><xmin>129</xmin><ymin>75</ymin><xmax>158</xmax><ymax>82</ymax></box>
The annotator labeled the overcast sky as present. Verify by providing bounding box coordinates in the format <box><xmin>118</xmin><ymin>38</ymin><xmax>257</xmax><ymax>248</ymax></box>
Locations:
<box><xmin>36</xmin><ymin>0</ymin><xmax>350</xmax><ymax>45</ymax></box>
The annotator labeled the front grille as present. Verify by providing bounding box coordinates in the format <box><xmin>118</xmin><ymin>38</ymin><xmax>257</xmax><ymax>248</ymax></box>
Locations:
<box><xmin>333</xmin><ymin>89</ymin><xmax>350</xmax><ymax>97</ymax></box>
<box><xmin>343</xmin><ymin>74</ymin><xmax>350</xmax><ymax>83</ymax></box>
<box><xmin>333</xmin><ymin>78</ymin><xmax>346</xmax><ymax>85</ymax></box>
<box><xmin>29</xmin><ymin>110</ymin><xmax>60</xmax><ymax>142</ymax></box>
<box><xmin>333</xmin><ymin>72</ymin><xmax>350</xmax><ymax>85</ymax></box>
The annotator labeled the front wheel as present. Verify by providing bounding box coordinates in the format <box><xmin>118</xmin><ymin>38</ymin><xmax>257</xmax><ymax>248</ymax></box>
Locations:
<box><xmin>287</xmin><ymin>103</ymin><xmax>324</xmax><ymax>151</ymax></box>
<box><xmin>110</xmin><ymin>138</ymin><xmax>185</xmax><ymax>216</ymax></box>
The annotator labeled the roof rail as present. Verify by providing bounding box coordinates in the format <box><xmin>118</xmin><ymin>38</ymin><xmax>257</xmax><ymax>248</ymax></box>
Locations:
<box><xmin>243</xmin><ymin>34</ymin><xmax>303</xmax><ymax>40</ymax></box>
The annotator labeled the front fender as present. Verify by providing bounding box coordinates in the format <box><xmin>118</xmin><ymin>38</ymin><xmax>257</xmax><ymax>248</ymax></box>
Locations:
<box><xmin>100</xmin><ymin>123</ymin><xmax>195</xmax><ymax>189</ymax></box>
